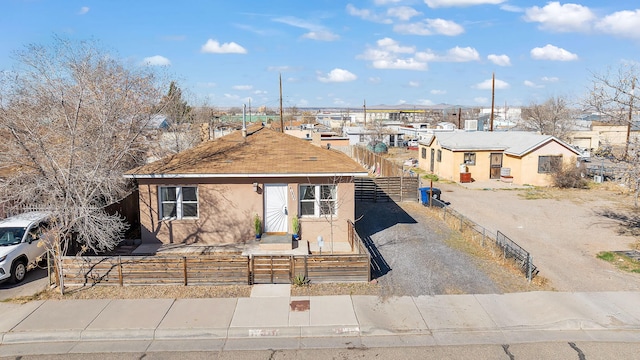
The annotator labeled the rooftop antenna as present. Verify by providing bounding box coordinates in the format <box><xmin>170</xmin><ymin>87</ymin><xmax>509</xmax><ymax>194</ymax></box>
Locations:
<box><xmin>242</xmin><ymin>104</ymin><xmax>247</xmax><ymax>138</ymax></box>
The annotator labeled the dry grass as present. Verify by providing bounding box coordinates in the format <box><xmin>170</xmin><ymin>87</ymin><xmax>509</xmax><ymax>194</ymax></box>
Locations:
<box><xmin>5</xmin><ymin>282</ymin><xmax>380</xmax><ymax>304</ymax></box>
<box><xmin>427</xmin><ymin>209</ymin><xmax>553</xmax><ymax>293</ymax></box>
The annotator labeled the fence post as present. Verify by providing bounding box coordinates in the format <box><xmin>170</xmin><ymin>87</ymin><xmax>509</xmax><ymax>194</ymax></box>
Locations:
<box><xmin>47</xmin><ymin>250</ymin><xmax>52</xmax><ymax>286</ymax></box>
<box><xmin>482</xmin><ymin>228</ymin><xmax>485</xmax><ymax>247</ymax></box>
<box><xmin>527</xmin><ymin>254</ymin><xmax>533</xmax><ymax>283</ymax></box>
<box><xmin>183</xmin><ymin>256</ymin><xmax>188</xmax><ymax>286</ymax></box>
<box><xmin>460</xmin><ymin>217</ymin><xmax>463</xmax><ymax>231</ymax></box>
<box><xmin>118</xmin><ymin>256</ymin><xmax>123</xmax><ymax>287</ymax></box>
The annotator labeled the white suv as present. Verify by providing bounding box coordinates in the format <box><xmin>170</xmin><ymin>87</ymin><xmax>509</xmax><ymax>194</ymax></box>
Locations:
<box><xmin>0</xmin><ymin>211</ymin><xmax>51</xmax><ymax>283</ymax></box>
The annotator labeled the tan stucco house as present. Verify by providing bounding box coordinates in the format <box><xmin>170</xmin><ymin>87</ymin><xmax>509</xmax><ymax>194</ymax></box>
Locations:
<box><xmin>125</xmin><ymin>125</ymin><xmax>367</xmax><ymax>253</ymax></box>
<box><xmin>417</xmin><ymin>131</ymin><xmax>580</xmax><ymax>186</ymax></box>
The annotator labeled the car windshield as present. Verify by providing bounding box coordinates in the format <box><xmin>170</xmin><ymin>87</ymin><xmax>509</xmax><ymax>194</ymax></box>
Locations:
<box><xmin>0</xmin><ymin>227</ymin><xmax>26</xmax><ymax>246</ymax></box>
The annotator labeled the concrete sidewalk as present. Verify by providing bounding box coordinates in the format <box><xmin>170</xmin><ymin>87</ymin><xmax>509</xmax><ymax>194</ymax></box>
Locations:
<box><xmin>1</xmin><ymin>286</ymin><xmax>640</xmax><ymax>352</ymax></box>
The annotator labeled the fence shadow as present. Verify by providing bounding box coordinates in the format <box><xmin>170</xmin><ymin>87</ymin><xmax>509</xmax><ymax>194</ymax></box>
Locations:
<box><xmin>355</xmin><ymin>201</ymin><xmax>417</xmax><ymax>279</ymax></box>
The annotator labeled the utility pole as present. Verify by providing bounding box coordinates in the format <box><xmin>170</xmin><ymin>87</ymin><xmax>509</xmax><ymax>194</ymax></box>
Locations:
<box><xmin>279</xmin><ymin>73</ymin><xmax>284</xmax><ymax>133</ymax></box>
<box><xmin>626</xmin><ymin>77</ymin><xmax>635</xmax><ymax>159</ymax></box>
<box><xmin>490</xmin><ymin>72</ymin><xmax>495</xmax><ymax>132</ymax></box>
<box><xmin>363</xmin><ymin>99</ymin><xmax>367</xmax><ymax>126</ymax></box>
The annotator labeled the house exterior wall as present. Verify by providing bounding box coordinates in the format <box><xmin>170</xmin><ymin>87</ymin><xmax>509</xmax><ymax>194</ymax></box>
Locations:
<box><xmin>137</xmin><ymin>176</ymin><xmax>355</xmax><ymax>251</ymax></box>
<box><xmin>418</xmin><ymin>139</ymin><xmax>578</xmax><ymax>186</ymax></box>
<box><xmin>592</xmin><ymin>124</ymin><xmax>628</xmax><ymax>147</ymax></box>
<box><xmin>517</xmin><ymin>141</ymin><xmax>577</xmax><ymax>186</ymax></box>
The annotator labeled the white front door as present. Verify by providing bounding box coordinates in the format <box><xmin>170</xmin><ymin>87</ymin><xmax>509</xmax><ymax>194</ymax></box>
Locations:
<box><xmin>264</xmin><ymin>184</ymin><xmax>288</xmax><ymax>233</ymax></box>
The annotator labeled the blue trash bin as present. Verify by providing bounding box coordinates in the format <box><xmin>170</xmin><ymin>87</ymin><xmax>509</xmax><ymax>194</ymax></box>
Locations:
<box><xmin>419</xmin><ymin>187</ymin><xmax>441</xmax><ymax>206</ymax></box>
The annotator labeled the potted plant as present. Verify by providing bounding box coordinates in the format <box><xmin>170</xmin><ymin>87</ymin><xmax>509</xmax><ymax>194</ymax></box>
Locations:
<box><xmin>291</xmin><ymin>216</ymin><xmax>300</xmax><ymax>240</ymax></box>
<box><xmin>253</xmin><ymin>214</ymin><xmax>262</xmax><ymax>240</ymax></box>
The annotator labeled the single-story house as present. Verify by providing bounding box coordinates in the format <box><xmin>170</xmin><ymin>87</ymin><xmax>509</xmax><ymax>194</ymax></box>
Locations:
<box><xmin>417</xmin><ymin>131</ymin><xmax>581</xmax><ymax>186</ymax></box>
<box><xmin>124</xmin><ymin>125</ymin><xmax>368</xmax><ymax>253</ymax></box>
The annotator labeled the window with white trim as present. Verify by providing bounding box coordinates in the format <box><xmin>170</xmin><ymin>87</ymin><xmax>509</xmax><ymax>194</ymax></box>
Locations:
<box><xmin>159</xmin><ymin>186</ymin><xmax>198</xmax><ymax>220</ymax></box>
<box><xmin>299</xmin><ymin>184</ymin><xmax>337</xmax><ymax>217</ymax></box>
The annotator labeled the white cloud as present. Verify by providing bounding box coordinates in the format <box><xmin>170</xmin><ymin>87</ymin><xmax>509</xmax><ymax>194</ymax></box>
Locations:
<box><xmin>198</xmin><ymin>82</ymin><xmax>217</xmax><ymax>88</ymax></box>
<box><xmin>414</xmin><ymin>46</ymin><xmax>480</xmax><ymax>63</ymax></box>
<box><xmin>408</xmin><ymin>81</ymin><xmax>420</xmax><ymax>87</ymax></box>
<box><xmin>201</xmin><ymin>39</ymin><xmax>247</xmax><ymax>54</ymax></box>
<box><xmin>273</xmin><ymin>16</ymin><xmax>340</xmax><ymax>41</ymax></box>
<box><xmin>302</xmin><ymin>31</ymin><xmax>339</xmax><ymax>41</ymax></box>
<box><xmin>78</xmin><ymin>6</ymin><xmax>89</xmax><ymax>15</ymax></box>
<box><xmin>346</xmin><ymin>4</ymin><xmax>392</xmax><ymax>23</ymax></box>
<box><xmin>487</xmin><ymin>54</ymin><xmax>511</xmax><ymax>66</ymax></box>
<box><xmin>369</xmin><ymin>77</ymin><xmax>382</xmax><ymax>83</ymax></box>
<box><xmin>358</xmin><ymin>38</ymin><xmax>427</xmax><ymax>70</ymax></box>
<box><xmin>430</xmin><ymin>89</ymin><xmax>446</xmax><ymax>95</ymax></box>
<box><xmin>224</xmin><ymin>94</ymin><xmax>241</xmax><ymax>100</ymax></box>
<box><xmin>474</xmin><ymin>97</ymin><xmax>489</xmax><ymax>104</ymax></box>
<box><xmin>387</xmin><ymin>6</ymin><xmax>421</xmax><ymax>21</ymax></box>
<box><xmin>417</xmin><ymin>99</ymin><xmax>434</xmax><ymax>105</ymax></box>
<box><xmin>500</xmin><ymin>4</ymin><xmax>523</xmax><ymax>12</ymax></box>
<box><xmin>530</xmin><ymin>44</ymin><xmax>578</xmax><ymax>61</ymax></box>
<box><xmin>254</xmin><ymin>90</ymin><xmax>268</xmax><ymax>95</ymax></box>
<box><xmin>318</xmin><ymin>68</ymin><xmax>357</xmax><ymax>83</ymax></box>
<box><xmin>142</xmin><ymin>55</ymin><xmax>171</xmax><ymax>66</ymax></box>
<box><xmin>394</xmin><ymin>18</ymin><xmax>464</xmax><ymax>36</ymax></box>
<box><xmin>232</xmin><ymin>85</ymin><xmax>253</xmax><ymax>90</ymax></box>
<box><xmin>425</xmin><ymin>0</ymin><xmax>506</xmax><ymax>8</ymax></box>
<box><xmin>541</xmin><ymin>76</ymin><xmax>559</xmax><ymax>82</ymax></box>
<box><xmin>524</xmin><ymin>80</ymin><xmax>544</xmax><ymax>88</ymax></box>
<box><xmin>474</xmin><ymin>78</ymin><xmax>510</xmax><ymax>90</ymax></box>
<box><xmin>372</xmin><ymin>58</ymin><xmax>428</xmax><ymax>70</ymax></box>
<box><xmin>523</xmin><ymin>2</ymin><xmax>595</xmax><ymax>32</ymax></box>
<box><xmin>377</xmin><ymin>37</ymin><xmax>415</xmax><ymax>53</ymax></box>
<box><xmin>596</xmin><ymin>10</ymin><xmax>640</xmax><ymax>39</ymax></box>
<box><xmin>374</xmin><ymin>0</ymin><xmax>401</xmax><ymax>4</ymax></box>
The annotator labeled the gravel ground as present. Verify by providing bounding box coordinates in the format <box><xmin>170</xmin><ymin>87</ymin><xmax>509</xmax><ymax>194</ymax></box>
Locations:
<box><xmin>437</xmin><ymin>182</ymin><xmax>640</xmax><ymax>292</ymax></box>
<box><xmin>355</xmin><ymin>201</ymin><xmax>540</xmax><ymax>297</ymax></box>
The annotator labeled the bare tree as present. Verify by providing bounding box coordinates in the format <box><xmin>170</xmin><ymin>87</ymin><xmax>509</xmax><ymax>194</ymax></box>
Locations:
<box><xmin>586</xmin><ymin>63</ymin><xmax>639</xmax><ymax>158</ymax></box>
<box><xmin>0</xmin><ymin>36</ymin><xmax>166</xmax><ymax>291</ymax></box>
<box><xmin>152</xmin><ymin>81</ymin><xmax>200</xmax><ymax>156</ymax></box>
<box><xmin>520</xmin><ymin>96</ymin><xmax>576</xmax><ymax>141</ymax></box>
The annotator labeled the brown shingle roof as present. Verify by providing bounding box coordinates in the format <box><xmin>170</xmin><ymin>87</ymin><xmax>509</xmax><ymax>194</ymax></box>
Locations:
<box><xmin>126</xmin><ymin>125</ymin><xmax>367</xmax><ymax>177</ymax></box>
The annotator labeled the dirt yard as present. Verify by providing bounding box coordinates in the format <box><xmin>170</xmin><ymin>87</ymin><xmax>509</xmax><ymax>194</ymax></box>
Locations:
<box><xmin>436</xmin><ymin>181</ymin><xmax>640</xmax><ymax>292</ymax></box>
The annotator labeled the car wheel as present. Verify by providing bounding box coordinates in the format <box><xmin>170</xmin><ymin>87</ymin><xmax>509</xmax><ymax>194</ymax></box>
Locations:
<box><xmin>10</xmin><ymin>260</ymin><xmax>27</xmax><ymax>284</ymax></box>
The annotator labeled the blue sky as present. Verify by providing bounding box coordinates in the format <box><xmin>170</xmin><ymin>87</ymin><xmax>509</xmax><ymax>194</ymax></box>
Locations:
<box><xmin>2</xmin><ymin>1</ymin><xmax>640</xmax><ymax>109</ymax></box>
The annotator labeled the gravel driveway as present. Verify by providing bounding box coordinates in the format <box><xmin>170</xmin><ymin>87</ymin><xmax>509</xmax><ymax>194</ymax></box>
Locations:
<box><xmin>436</xmin><ymin>182</ymin><xmax>640</xmax><ymax>292</ymax></box>
<box><xmin>355</xmin><ymin>201</ymin><xmax>503</xmax><ymax>297</ymax></box>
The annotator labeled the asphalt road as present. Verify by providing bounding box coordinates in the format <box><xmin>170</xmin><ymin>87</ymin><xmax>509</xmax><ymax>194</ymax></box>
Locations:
<box><xmin>2</xmin><ymin>341</ymin><xmax>639</xmax><ymax>359</ymax></box>
<box><xmin>0</xmin><ymin>267</ymin><xmax>49</xmax><ymax>301</ymax></box>
<box><xmin>355</xmin><ymin>201</ymin><xmax>502</xmax><ymax>297</ymax></box>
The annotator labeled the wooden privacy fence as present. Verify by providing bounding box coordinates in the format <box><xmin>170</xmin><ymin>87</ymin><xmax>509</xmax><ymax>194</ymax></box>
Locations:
<box><xmin>355</xmin><ymin>177</ymin><xmax>419</xmax><ymax>202</ymax></box>
<box><xmin>340</xmin><ymin>145</ymin><xmax>403</xmax><ymax>177</ymax></box>
<box><xmin>61</xmin><ymin>252</ymin><xmax>371</xmax><ymax>287</ymax></box>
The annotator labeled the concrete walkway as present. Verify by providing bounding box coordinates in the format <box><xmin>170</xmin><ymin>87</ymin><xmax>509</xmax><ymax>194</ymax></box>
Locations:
<box><xmin>1</xmin><ymin>285</ymin><xmax>640</xmax><ymax>355</ymax></box>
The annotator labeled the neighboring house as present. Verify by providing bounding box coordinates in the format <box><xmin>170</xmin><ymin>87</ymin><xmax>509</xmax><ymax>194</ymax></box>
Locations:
<box><xmin>124</xmin><ymin>125</ymin><xmax>367</xmax><ymax>253</ymax></box>
<box><xmin>344</xmin><ymin>126</ymin><xmax>403</xmax><ymax>147</ymax></box>
<box><xmin>417</xmin><ymin>131</ymin><xmax>580</xmax><ymax>186</ymax></box>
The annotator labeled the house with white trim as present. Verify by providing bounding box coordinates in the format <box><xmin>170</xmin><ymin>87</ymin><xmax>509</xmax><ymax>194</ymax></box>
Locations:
<box><xmin>125</xmin><ymin>125</ymin><xmax>367</xmax><ymax>253</ymax></box>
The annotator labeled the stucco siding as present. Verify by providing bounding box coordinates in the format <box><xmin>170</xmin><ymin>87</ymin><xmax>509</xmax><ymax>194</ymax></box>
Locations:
<box><xmin>138</xmin><ymin>177</ymin><xmax>355</xmax><ymax>249</ymax></box>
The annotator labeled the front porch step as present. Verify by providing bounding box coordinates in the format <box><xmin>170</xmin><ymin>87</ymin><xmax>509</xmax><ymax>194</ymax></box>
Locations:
<box><xmin>259</xmin><ymin>234</ymin><xmax>293</xmax><ymax>250</ymax></box>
